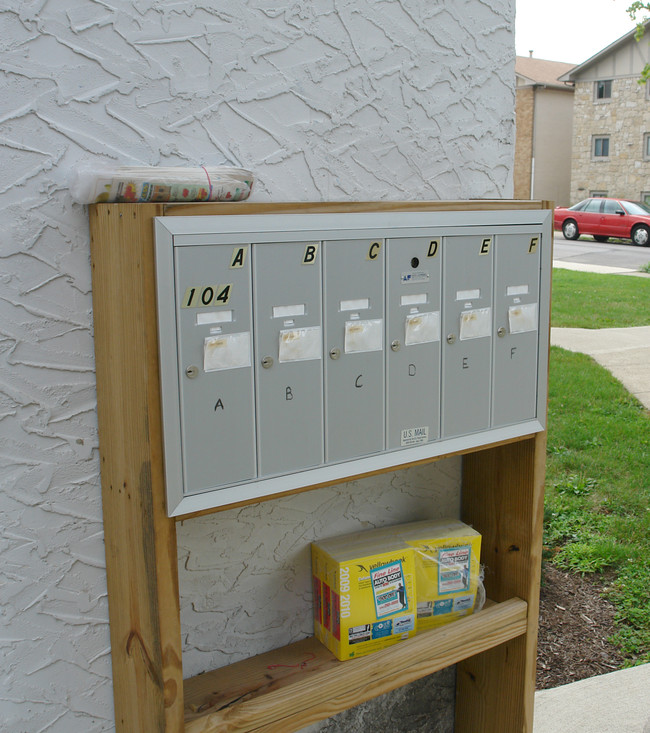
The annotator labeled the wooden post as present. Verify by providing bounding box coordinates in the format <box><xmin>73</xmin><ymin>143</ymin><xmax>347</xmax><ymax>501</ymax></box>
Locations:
<box><xmin>90</xmin><ymin>204</ymin><xmax>184</xmax><ymax>732</ymax></box>
<box><xmin>457</xmin><ymin>432</ymin><xmax>547</xmax><ymax>732</ymax></box>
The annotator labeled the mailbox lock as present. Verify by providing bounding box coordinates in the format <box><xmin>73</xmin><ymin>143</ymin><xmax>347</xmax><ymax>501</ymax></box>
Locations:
<box><xmin>446</xmin><ymin>333</ymin><xmax>456</xmax><ymax>345</ymax></box>
<box><xmin>185</xmin><ymin>365</ymin><xmax>199</xmax><ymax>379</ymax></box>
<box><xmin>261</xmin><ymin>356</ymin><xmax>274</xmax><ymax>369</ymax></box>
<box><xmin>391</xmin><ymin>340</ymin><xmax>401</xmax><ymax>352</ymax></box>
<box><xmin>329</xmin><ymin>347</ymin><xmax>341</xmax><ymax>360</ymax></box>
<box><xmin>497</xmin><ymin>327</ymin><xmax>507</xmax><ymax>338</ymax></box>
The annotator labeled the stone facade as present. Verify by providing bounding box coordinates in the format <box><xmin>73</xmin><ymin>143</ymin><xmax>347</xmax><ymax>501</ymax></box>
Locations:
<box><xmin>571</xmin><ymin>77</ymin><xmax>650</xmax><ymax>202</ymax></box>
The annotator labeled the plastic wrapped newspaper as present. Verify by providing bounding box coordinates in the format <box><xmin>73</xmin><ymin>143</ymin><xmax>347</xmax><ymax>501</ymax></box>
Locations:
<box><xmin>69</xmin><ymin>164</ymin><xmax>254</xmax><ymax>204</ymax></box>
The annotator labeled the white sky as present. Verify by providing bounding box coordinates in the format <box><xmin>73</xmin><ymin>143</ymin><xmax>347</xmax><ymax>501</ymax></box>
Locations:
<box><xmin>515</xmin><ymin>0</ymin><xmax>644</xmax><ymax>65</ymax></box>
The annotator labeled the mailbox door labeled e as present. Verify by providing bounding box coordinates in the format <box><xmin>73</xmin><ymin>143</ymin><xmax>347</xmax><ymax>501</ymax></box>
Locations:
<box><xmin>492</xmin><ymin>233</ymin><xmax>542</xmax><ymax>426</ymax></box>
<box><xmin>253</xmin><ymin>241</ymin><xmax>324</xmax><ymax>476</ymax></box>
<box><xmin>386</xmin><ymin>237</ymin><xmax>442</xmax><ymax>449</ymax></box>
<box><xmin>323</xmin><ymin>238</ymin><xmax>385</xmax><ymax>462</ymax></box>
<box><xmin>174</xmin><ymin>244</ymin><xmax>256</xmax><ymax>493</ymax></box>
<box><xmin>442</xmin><ymin>235</ymin><xmax>494</xmax><ymax>438</ymax></box>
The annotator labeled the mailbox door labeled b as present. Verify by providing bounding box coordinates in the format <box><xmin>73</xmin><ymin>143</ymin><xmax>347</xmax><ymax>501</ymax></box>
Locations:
<box><xmin>323</xmin><ymin>238</ymin><xmax>385</xmax><ymax>463</ymax></box>
<box><xmin>442</xmin><ymin>235</ymin><xmax>494</xmax><ymax>438</ymax></box>
<box><xmin>492</xmin><ymin>232</ymin><xmax>542</xmax><ymax>427</ymax></box>
<box><xmin>253</xmin><ymin>241</ymin><xmax>324</xmax><ymax>477</ymax></box>
<box><xmin>174</xmin><ymin>243</ymin><xmax>256</xmax><ymax>493</ymax></box>
<box><xmin>386</xmin><ymin>236</ymin><xmax>442</xmax><ymax>449</ymax></box>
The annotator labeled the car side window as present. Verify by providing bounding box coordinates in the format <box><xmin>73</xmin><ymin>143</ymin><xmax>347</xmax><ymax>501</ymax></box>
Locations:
<box><xmin>584</xmin><ymin>199</ymin><xmax>602</xmax><ymax>213</ymax></box>
<box><xmin>602</xmin><ymin>200</ymin><xmax>620</xmax><ymax>214</ymax></box>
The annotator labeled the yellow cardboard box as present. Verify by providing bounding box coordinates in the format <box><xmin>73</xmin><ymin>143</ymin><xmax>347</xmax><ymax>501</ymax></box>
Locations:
<box><xmin>312</xmin><ymin>519</ymin><xmax>481</xmax><ymax>660</ymax></box>
<box><xmin>402</xmin><ymin>519</ymin><xmax>482</xmax><ymax>631</ymax></box>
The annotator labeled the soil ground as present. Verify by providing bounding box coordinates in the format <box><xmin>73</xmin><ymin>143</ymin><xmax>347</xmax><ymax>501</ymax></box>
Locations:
<box><xmin>536</xmin><ymin>564</ymin><xmax>625</xmax><ymax>689</ymax></box>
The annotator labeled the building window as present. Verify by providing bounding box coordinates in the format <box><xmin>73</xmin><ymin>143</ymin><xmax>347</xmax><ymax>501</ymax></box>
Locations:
<box><xmin>643</xmin><ymin>192</ymin><xmax>650</xmax><ymax>206</ymax></box>
<box><xmin>591</xmin><ymin>191</ymin><xmax>608</xmax><ymax>198</ymax></box>
<box><xmin>644</xmin><ymin>133</ymin><xmax>650</xmax><ymax>160</ymax></box>
<box><xmin>593</xmin><ymin>136</ymin><xmax>610</xmax><ymax>158</ymax></box>
<box><xmin>595</xmin><ymin>80</ymin><xmax>612</xmax><ymax>100</ymax></box>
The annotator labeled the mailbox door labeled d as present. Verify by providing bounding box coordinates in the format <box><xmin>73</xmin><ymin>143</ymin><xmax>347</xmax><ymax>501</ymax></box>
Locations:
<box><xmin>253</xmin><ymin>241</ymin><xmax>324</xmax><ymax>476</ymax></box>
<box><xmin>442</xmin><ymin>235</ymin><xmax>494</xmax><ymax>438</ymax></box>
<box><xmin>386</xmin><ymin>236</ymin><xmax>442</xmax><ymax>450</ymax></box>
<box><xmin>323</xmin><ymin>238</ymin><xmax>385</xmax><ymax>462</ymax></box>
<box><xmin>492</xmin><ymin>232</ymin><xmax>542</xmax><ymax>427</ymax></box>
<box><xmin>175</xmin><ymin>243</ymin><xmax>256</xmax><ymax>493</ymax></box>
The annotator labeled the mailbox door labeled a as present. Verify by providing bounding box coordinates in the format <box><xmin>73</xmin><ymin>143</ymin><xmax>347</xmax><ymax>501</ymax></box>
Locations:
<box><xmin>174</xmin><ymin>243</ymin><xmax>256</xmax><ymax>492</ymax></box>
<box><xmin>386</xmin><ymin>236</ymin><xmax>442</xmax><ymax>450</ymax></box>
<box><xmin>323</xmin><ymin>238</ymin><xmax>385</xmax><ymax>462</ymax></box>
<box><xmin>253</xmin><ymin>241</ymin><xmax>324</xmax><ymax>476</ymax></box>
<box><xmin>492</xmin><ymin>232</ymin><xmax>542</xmax><ymax>427</ymax></box>
<box><xmin>442</xmin><ymin>235</ymin><xmax>494</xmax><ymax>438</ymax></box>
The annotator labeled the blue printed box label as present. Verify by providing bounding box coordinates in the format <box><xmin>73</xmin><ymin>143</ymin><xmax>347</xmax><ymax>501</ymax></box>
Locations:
<box><xmin>438</xmin><ymin>545</ymin><xmax>471</xmax><ymax>594</ymax></box>
<box><xmin>371</xmin><ymin>559</ymin><xmax>408</xmax><ymax>618</ymax></box>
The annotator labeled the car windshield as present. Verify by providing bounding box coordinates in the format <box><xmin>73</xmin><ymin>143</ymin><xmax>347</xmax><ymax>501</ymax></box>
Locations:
<box><xmin>621</xmin><ymin>200</ymin><xmax>650</xmax><ymax>216</ymax></box>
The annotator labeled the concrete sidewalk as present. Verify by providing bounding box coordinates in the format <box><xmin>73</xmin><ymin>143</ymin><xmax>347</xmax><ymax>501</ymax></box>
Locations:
<box><xmin>550</xmin><ymin>325</ymin><xmax>650</xmax><ymax>410</ymax></box>
<box><xmin>533</xmin><ymin>263</ymin><xmax>650</xmax><ymax>732</ymax></box>
<box><xmin>534</xmin><ymin>664</ymin><xmax>650</xmax><ymax>733</ymax></box>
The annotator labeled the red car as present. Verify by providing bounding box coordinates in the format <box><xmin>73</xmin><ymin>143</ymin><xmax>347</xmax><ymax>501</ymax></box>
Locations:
<box><xmin>554</xmin><ymin>197</ymin><xmax>650</xmax><ymax>246</ymax></box>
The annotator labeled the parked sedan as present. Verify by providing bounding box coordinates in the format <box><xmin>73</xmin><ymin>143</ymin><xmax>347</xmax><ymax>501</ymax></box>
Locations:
<box><xmin>554</xmin><ymin>197</ymin><xmax>650</xmax><ymax>246</ymax></box>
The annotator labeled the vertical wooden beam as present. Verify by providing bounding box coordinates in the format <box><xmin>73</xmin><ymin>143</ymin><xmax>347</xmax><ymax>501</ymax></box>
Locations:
<box><xmin>456</xmin><ymin>432</ymin><xmax>546</xmax><ymax>733</ymax></box>
<box><xmin>90</xmin><ymin>204</ymin><xmax>184</xmax><ymax>732</ymax></box>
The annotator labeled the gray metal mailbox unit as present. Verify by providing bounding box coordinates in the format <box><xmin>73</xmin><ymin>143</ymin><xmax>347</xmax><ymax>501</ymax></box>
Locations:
<box><xmin>155</xmin><ymin>210</ymin><xmax>552</xmax><ymax>516</ymax></box>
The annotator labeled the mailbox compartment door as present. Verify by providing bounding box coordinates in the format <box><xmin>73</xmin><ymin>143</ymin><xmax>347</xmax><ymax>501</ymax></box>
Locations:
<box><xmin>174</xmin><ymin>244</ymin><xmax>257</xmax><ymax>492</ymax></box>
<box><xmin>492</xmin><ymin>232</ymin><xmax>542</xmax><ymax>427</ymax></box>
<box><xmin>386</xmin><ymin>236</ymin><xmax>442</xmax><ymax>450</ymax></box>
<box><xmin>323</xmin><ymin>238</ymin><xmax>385</xmax><ymax>462</ymax></box>
<box><xmin>441</xmin><ymin>235</ymin><xmax>494</xmax><ymax>438</ymax></box>
<box><xmin>253</xmin><ymin>241</ymin><xmax>324</xmax><ymax>476</ymax></box>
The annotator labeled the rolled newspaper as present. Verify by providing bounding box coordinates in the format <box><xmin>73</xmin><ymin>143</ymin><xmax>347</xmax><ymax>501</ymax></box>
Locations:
<box><xmin>69</xmin><ymin>164</ymin><xmax>254</xmax><ymax>204</ymax></box>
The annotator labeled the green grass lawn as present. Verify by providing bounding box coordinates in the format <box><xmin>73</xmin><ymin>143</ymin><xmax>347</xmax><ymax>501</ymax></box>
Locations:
<box><xmin>552</xmin><ymin>269</ymin><xmax>650</xmax><ymax>328</ymax></box>
<box><xmin>547</xmin><ymin>269</ymin><xmax>650</xmax><ymax>664</ymax></box>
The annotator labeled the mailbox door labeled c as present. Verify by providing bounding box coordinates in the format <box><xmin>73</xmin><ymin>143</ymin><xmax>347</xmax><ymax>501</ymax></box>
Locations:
<box><xmin>492</xmin><ymin>232</ymin><xmax>542</xmax><ymax>427</ymax></box>
<box><xmin>441</xmin><ymin>235</ymin><xmax>494</xmax><ymax>438</ymax></box>
<box><xmin>386</xmin><ymin>236</ymin><xmax>442</xmax><ymax>449</ymax></box>
<box><xmin>323</xmin><ymin>238</ymin><xmax>385</xmax><ymax>462</ymax></box>
<box><xmin>174</xmin><ymin>244</ymin><xmax>256</xmax><ymax>493</ymax></box>
<box><xmin>252</xmin><ymin>241</ymin><xmax>324</xmax><ymax>476</ymax></box>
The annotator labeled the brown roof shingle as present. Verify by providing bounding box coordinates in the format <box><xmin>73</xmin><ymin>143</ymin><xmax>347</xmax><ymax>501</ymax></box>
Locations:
<box><xmin>515</xmin><ymin>56</ymin><xmax>576</xmax><ymax>88</ymax></box>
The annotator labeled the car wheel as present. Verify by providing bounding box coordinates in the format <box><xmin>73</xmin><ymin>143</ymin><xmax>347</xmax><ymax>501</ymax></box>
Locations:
<box><xmin>562</xmin><ymin>219</ymin><xmax>579</xmax><ymax>240</ymax></box>
<box><xmin>593</xmin><ymin>235</ymin><xmax>609</xmax><ymax>243</ymax></box>
<box><xmin>632</xmin><ymin>225</ymin><xmax>650</xmax><ymax>246</ymax></box>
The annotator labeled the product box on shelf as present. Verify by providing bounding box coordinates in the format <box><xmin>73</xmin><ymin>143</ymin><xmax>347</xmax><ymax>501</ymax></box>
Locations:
<box><xmin>311</xmin><ymin>518</ymin><xmax>482</xmax><ymax>660</ymax></box>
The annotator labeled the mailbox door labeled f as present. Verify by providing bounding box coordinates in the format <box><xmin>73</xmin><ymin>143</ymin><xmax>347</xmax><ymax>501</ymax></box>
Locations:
<box><xmin>492</xmin><ymin>233</ymin><xmax>542</xmax><ymax>427</ymax></box>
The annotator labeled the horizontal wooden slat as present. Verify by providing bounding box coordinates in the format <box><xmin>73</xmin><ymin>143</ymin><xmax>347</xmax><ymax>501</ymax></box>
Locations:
<box><xmin>184</xmin><ymin>597</ymin><xmax>528</xmax><ymax>733</ymax></box>
<box><xmin>158</xmin><ymin>199</ymin><xmax>549</xmax><ymax>218</ymax></box>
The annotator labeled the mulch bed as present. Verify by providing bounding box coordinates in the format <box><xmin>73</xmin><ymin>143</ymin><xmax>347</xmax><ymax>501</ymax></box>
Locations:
<box><xmin>536</xmin><ymin>564</ymin><xmax>625</xmax><ymax>689</ymax></box>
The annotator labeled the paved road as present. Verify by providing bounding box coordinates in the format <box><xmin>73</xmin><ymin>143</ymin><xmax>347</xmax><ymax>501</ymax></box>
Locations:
<box><xmin>553</xmin><ymin>232</ymin><xmax>650</xmax><ymax>272</ymax></box>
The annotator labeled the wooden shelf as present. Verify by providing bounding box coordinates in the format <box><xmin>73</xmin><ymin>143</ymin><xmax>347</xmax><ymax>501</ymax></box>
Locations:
<box><xmin>183</xmin><ymin>597</ymin><xmax>527</xmax><ymax>733</ymax></box>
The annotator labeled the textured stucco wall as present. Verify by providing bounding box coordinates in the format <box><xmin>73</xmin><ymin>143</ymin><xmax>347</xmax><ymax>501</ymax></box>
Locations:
<box><xmin>0</xmin><ymin>1</ymin><xmax>515</xmax><ymax>730</ymax></box>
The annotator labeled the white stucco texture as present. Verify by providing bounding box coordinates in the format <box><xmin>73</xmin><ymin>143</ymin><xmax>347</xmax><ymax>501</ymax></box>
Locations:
<box><xmin>0</xmin><ymin>0</ymin><xmax>514</xmax><ymax>730</ymax></box>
